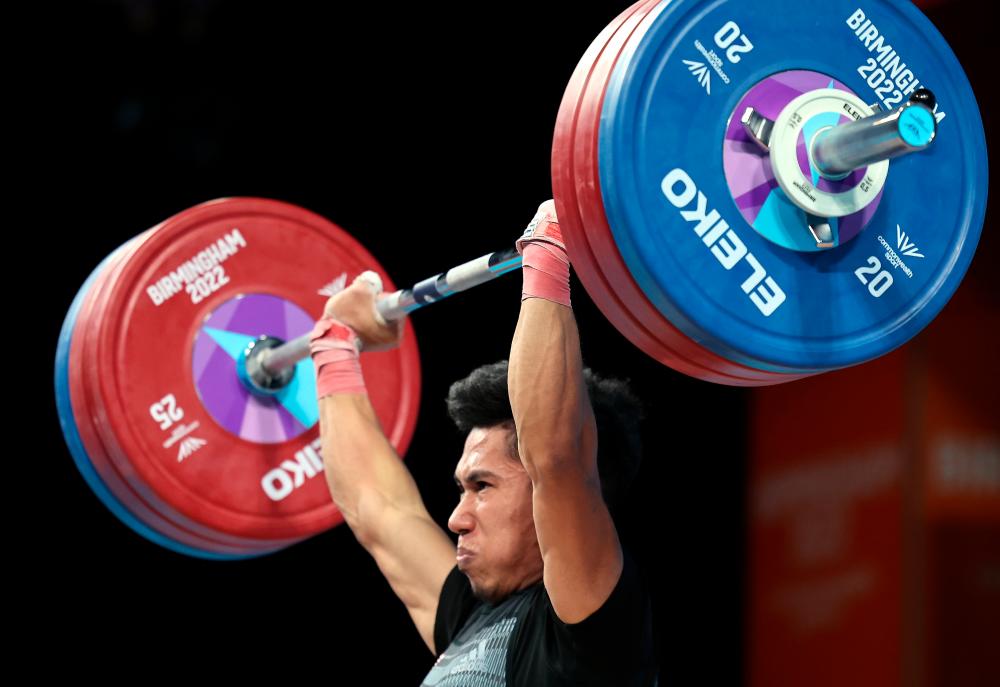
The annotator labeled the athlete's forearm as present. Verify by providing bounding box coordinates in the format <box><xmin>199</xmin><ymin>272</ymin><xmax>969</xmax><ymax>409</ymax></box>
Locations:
<box><xmin>318</xmin><ymin>394</ymin><xmax>425</xmax><ymax>543</ymax></box>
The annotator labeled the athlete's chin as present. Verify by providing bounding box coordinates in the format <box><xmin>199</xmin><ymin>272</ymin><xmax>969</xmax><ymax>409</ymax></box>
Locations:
<box><xmin>463</xmin><ymin>572</ymin><xmax>502</xmax><ymax>604</ymax></box>
<box><xmin>471</xmin><ymin>585</ymin><xmax>503</xmax><ymax>604</ymax></box>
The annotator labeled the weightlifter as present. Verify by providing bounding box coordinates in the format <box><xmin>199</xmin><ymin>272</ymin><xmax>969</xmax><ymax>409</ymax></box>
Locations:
<box><xmin>309</xmin><ymin>200</ymin><xmax>658</xmax><ymax>685</ymax></box>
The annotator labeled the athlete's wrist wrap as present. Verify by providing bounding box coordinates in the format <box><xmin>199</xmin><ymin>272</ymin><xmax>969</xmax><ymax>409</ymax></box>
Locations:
<box><xmin>309</xmin><ymin>317</ymin><xmax>366</xmax><ymax>398</ymax></box>
<box><xmin>518</xmin><ymin>203</ymin><xmax>571</xmax><ymax>308</ymax></box>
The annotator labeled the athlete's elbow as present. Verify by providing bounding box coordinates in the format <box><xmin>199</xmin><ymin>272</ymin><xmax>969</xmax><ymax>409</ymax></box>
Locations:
<box><xmin>519</xmin><ymin>429</ymin><xmax>596</xmax><ymax>479</ymax></box>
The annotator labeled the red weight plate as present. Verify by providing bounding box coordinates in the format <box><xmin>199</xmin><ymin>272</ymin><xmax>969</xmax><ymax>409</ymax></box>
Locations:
<box><xmin>89</xmin><ymin>198</ymin><xmax>421</xmax><ymax>542</ymax></box>
<box><xmin>554</xmin><ymin>1</ymin><xmax>806</xmax><ymax>385</ymax></box>
<box><xmin>71</xmin><ymin>229</ymin><xmax>282</xmax><ymax>554</ymax></box>
<box><xmin>67</xmin><ymin>232</ymin><xmax>266</xmax><ymax>554</ymax></box>
<box><xmin>552</xmin><ymin>0</ymin><xmax>750</xmax><ymax>384</ymax></box>
<box><xmin>573</xmin><ymin>17</ymin><xmax>807</xmax><ymax>385</ymax></box>
<box><xmin>553</xmin><ymin>0</ymin><xmax>722</xmax><ymax>380</ymax></box>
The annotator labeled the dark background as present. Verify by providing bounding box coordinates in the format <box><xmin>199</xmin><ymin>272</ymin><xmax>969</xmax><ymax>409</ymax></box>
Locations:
<box><xmin>35</xmin><ymin>1</ymin><xmax>991</xmax><ymax>683</ymax></box>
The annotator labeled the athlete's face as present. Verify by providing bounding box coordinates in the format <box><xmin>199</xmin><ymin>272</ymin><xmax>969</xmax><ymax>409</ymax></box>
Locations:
<box><xmin>448</xmin><ymin>425</ymin><xmax>543</xmax><ymax>603</ymax></box>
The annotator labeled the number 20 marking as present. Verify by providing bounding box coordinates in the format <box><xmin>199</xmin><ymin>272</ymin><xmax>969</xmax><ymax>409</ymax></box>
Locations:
<box><xmin>855</xmin><ymin>256</ymin><xmax>893</xmax><ymax>298</ymax></box>
<box><xmin>714</xmin><ymin>21</ymin><xmax>754</xmax><ymax>63</ymax></box>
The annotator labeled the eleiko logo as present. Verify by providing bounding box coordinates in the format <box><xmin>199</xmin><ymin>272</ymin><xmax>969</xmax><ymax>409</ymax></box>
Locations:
<box><xmin>896</xmin><ymin>224</ymin><xmax>924</xmax><ymax>258</ymax></box>
<box><xmin>683</xmin><ymin>60</ymin><xmax>711</xmax><ymax>95</ymax></box>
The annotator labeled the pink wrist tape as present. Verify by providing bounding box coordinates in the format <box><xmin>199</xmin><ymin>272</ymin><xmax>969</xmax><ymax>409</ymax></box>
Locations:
<box><xmin>309</xmin><ymin>318</ymin><xmax>366</xmax><ymax>398</ymax></box>
<box><xmin>521</xmin><ymin>241</ymin><xmax>571</xmax><ymax>307</ymax></box>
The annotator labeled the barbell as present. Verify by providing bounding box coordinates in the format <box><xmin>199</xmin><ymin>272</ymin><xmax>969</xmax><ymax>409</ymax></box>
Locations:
<box><xmin>56</xmin><ymin>0</ymin><xmax>987</xmax><ymax>558</ymax></box>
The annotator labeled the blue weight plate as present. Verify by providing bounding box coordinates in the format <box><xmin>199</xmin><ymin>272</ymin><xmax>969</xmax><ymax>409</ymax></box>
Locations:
<box><xmin>598</xmin><ymin>0</ymin><xmax>987</xmax><ymax>371</ymax></box>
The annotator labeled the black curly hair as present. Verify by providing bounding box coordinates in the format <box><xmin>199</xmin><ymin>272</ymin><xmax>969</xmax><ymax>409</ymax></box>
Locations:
<box><xmin>445</xmin><ymin>360</ymin><xmax>644</xmax><ymax>516</ymax></box>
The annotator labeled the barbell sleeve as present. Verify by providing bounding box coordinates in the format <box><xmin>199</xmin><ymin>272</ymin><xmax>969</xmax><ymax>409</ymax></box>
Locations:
<box><xmin>811</xmin><ymin>89</ymin><xmax>938</xmax><ymax>179</ymax></box>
